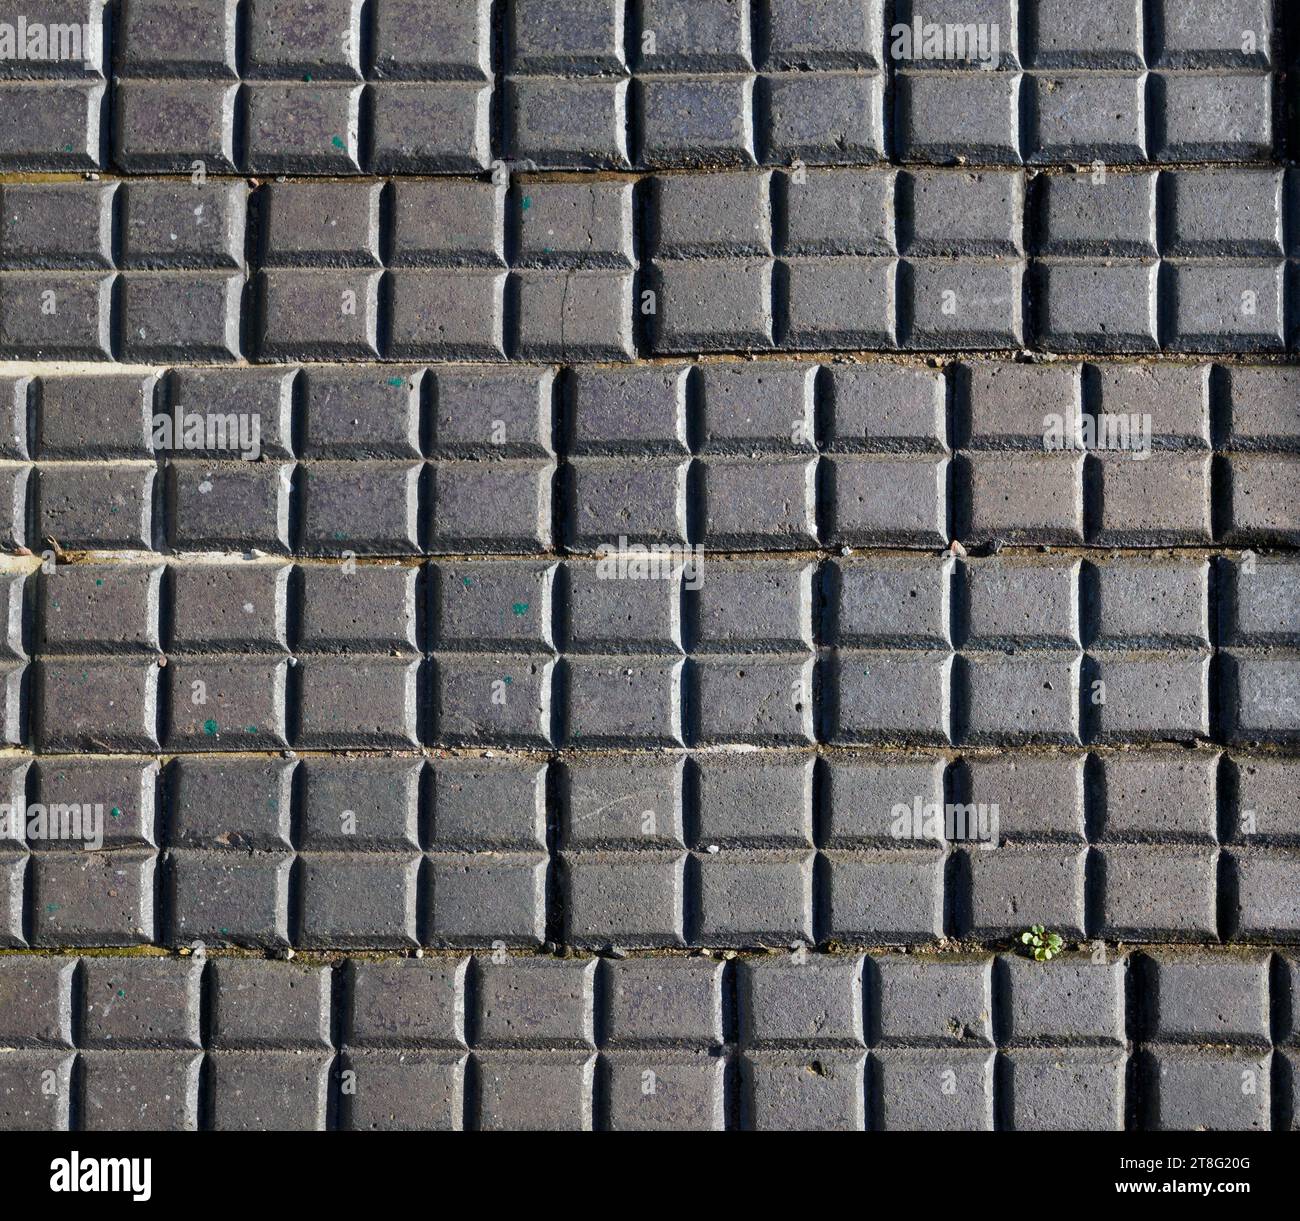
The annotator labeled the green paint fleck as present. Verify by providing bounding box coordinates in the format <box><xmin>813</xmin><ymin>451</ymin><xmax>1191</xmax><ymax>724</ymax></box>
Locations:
<box><xmin>331</xmin><ymin>135</ymin><xmax>346</xmax><ymax>149</ymax></box>
<box><xmin>95</xmin><ymin>578</ymin><xmax>104</xmax><ymax>587</ymax></box>
<box><xmin>245</xmin><ymin>725</ymin><xmax>259</xmax><ymax>734</ymax></box>
<box><xmin>116</xmin><ymin>989</ymin><xmax>125</xmax><ymax>998</ymax></box>
<box><xmin>387</xmin><ymin>377</ymin><xmax>403</xmax><ymax>387</ymax></box>
<box><xmin>462</xmin><ymin>577</ymin><xmax>473</xmax><ymax>588</ymax></box>
<box><xmin>220</xmin><ymin>928</ymin><xmax>230</xmax><ymax>936</ymax></box>
<box><xmin>202</xmin><ymin>718</ymin><xmax>219</xmax><ymax>736</ymax></box>
<box><xmin>62</xmin><ymin>143</ymin><xmax>73</xmax><ymax>153</ymax></box>
<box><xmin>333</xmin><ymin>530</ymin><xmax>347</xmax><ymax>541</ymax></box>
<box><xmin>110</xmin><ymin>807</ymin><xmax>121</xmax><ymax>820</ymax></box>
<box><xmin>521</xmin><ymin>196</ymin><xmax>531</xmax><ymax>210</ymax></box>
<box><xmin>511</xmin><ymin>601</ymin><xmax>529</xmax><ymax>616</ymax></box>
<box><xmin>502</xmin><ymin>675</ymin><xmax>512</xmax><ymax>685</ymax></box>
<box><xmin>46</xmin><ymin>903</ymin><xmax>60</xmax><ymax>914</ymax></box>
<box><xmin>304</xmin><ymin>73</ymin><xmax>313</xmax><ymax>82</ymax></box>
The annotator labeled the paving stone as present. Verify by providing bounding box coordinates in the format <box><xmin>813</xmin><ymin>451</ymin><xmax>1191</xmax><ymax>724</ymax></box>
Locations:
<box><xmin>962</xmin><ymin>361</ymin><xmax>1080</xmax><ymax>448</ymax></box>
<box><xmin>30</xmin><ymin>849</ymin><xmax>155</xmax><ymax>945</ymax></box>
<box><xmin>257</xmin><ymin>268</ymin><xmax>381</xmax><ymax>360</ymax></box>
<box><xmin>1232</xmin><ymin>851</ymin><xmax>1300</xmax><ymax>937</ymax></box>
<box><xmin>1153</xmin><ymin>72</ymin><xmax>1273</xmax><ymax>162</ymax></box>
<box><xmin>168</xmin><ymin>563</ymin><xmax>290</xmax><ymax>653</ymax></box>
<box><xmin>959</xmin><ymin>654</ymin><xmax>1081</xmax><ymax>745</ymax></box>
<box><xmin>115</xmin><ymin>0</ymin><xmax>239</xmax><ymax>76</ymax></box>
<box><xmin>1223</xmin><ymin>653</ymin><xmax>1300</xmax><ymax>744</ymax></box>
<box><xmin>999</xmin><ymin>953</ymin><xmax>1125</xmax><ymax>1045</ymax></box>
<box><xmin>35</xmin><ymin>657</ymin><xmax>159</xmax><ymax>751</ymax></box>
<box><xmin>474</xmin><ymin>956</ymin><xmax>596</xmax><ymax>1047</ymax></box>
<box><xmin>962</xmin><ymin>556</ymin><xmax>1080</xmax><ymax>648</ymax></box>
<box><xmin>895</xmin><ymin>71</ymin><xmax>1021</xmax><ymax>164</ymax></box>
<box><xmin>121</xmin><ymin>180</ymin><xmax>246</xmax><ymax>269</ymax></box>
<box><xmin>431</xmin><ymin>459</ymin><xmax>552</xmax><ymax>553</ymax></box>
<box><xmin>168</xmin><ymin>756</ymin><xmax>295</xmax><ymax>850</ymax></box>
<box><xmin>780</xmin><ymin>255</ymin><xmax>897</xmax><ymax>348</ymax></box>
<box><xmin>903</xmin><ymin>259</ymin><xmax>1025</xmax><ymax>348</ymax></box>
<box><xmin>37</xmin><ymin>374</ymin><xmax>155</xmax><ymax>459</ymax></box>
<box><xmin>741</xmin><ymin>1052</ymin><xmax>866</xmax><ymax>1130</ymax></box>
<box><xmin>637</xmin><ymin>76</ymin><xmax>757</xmax><ymax>169</ymax></box>
<box><xmin>1033</xmin><ymin>170</ymin><xmax>1158</xmax><ymax>257</ymax></box>
<box><xmin>0</xmin><ymin>182</ymin><xmax>114</xmax><ymax>269</ymax></box>
<box><xmin>1098</xmin><ymin>753</ymin><xmax>1218</xmax><ymax>843</ymax></box>
<box><xmin>166</xmin><ymin>851</ymin><xmax>292</xmax><ymax>947</ymax></box>
<box><xmin>426</xmin><ymin>852</ymin><xmax>547</xmax><ymax>946</ymax></box>
<box><xmin>636</xmin><ymin>0</ymin><xmax>753</xmax><ymax>73</ymax></box>
<box><xmin>432</xmin><ymin>757</ymin><xmax>548</xmax><ymax>852</ymax></box>
<box><xmin>0</xmin><ymin>957</ymin><xmax>75</xmax><ymax>1046</ymax></box>
<box><xmin>390</xmin><ymin>180</ymin><xmax>505</xmax><ymax>268</ymax></box>
<box><xmin>113</xmin><ymin>80</ymin><xmax>239</xmax><ymax>172</ymax></box>
<box><xmin>31</xmin><ymin>755</ymin><xmax>158</xmax><ymax>849</ymax></box>
<box><xmin>0</xmin><ymin>854</ymin><xmax>25</xmax><ymax>946</ymax></box>
<box><xmin>245</xmin><ymin>83</ymin><xmax>363</xmax><ymax>173</ymax></box>
<box><xmin>601</xmin><ymin>956</ymin><xmax>724</xmax><ymax>1045</ymax></box>
<box><xmin>516</xmin><ymin>269</ymin><xmax>637</xmax><ymax>361</ymax></box>
<box><xmin>692</xmin><ymin>560</ymin><xmax>813</xmax><ymax>652</ymax></box>
<box><xmin>1099</xmin><ymin>845</ymin><xmax>1218</xmax><ymax>939</ymax></box>
<box><xmin>1150</xmin><ymin>0</ymin><xmax>1273</xmax><ymax>68</ymax></box>
<box><xmin>244</xmin><ymin>0</ymin><xmax>362</xmax><ymax>78</ymax></box>
<box><xmin>506</xmin><ymin>78</ymin><xmax>630</xmax><ymax>169</ymax></box>
<box><xmin>371</xmin><ymin>80</ymin><xmax>492</xmax><ymax>173</ymax></box>
<box><xmin>872</xmin><ymin>1048</ymin><xmax>995</xmax><ymax>1130</ymax></box>
<box><xmin>1027</xmin><ymin>72</ymin><xmax>1147</xmax><ymax>162</ymax></box>
<box><xmin>300</xmin><ymin>757</ymin><xmax>421</xmax><ymax>850</ymax></box>
<box><xmin>1233</xmin><ymin>756</ymin><xmax>1300</xmax><ymax>844</ymax></box>
<box><xmin>431</xmin><ymin>366</ymin><xmax>550</xmax><ymax>458</ymax></box>
<box><xmin>1003</xmin><ymin>1049</ymin><xmax>1126</xmax><ymax>1130</ymax></box>
<box><xmin>605</xmin><ymin>1053</ymin><xmax>727</xmax><ymax>1131</ymax></box>
<box><xmin>830</xmin><ymin>651</ymin><xmax>952</xmax><ymax>744</ymax></box>
<box><xmin>1224</xmin><ymin>454</ymin><xmax>1300</xmax><ymax>545</ymax></box>
<box><xmin>168</xmin><ymin>461</ymin><xmax>290</xmax><ymax>553</ymax></box>
<box><xmin>299</xmin><ymin>368</ymin><xmax>419</xmax><ymax>459</ymax></box>
<box><xmin>1143</xmin><ymin>950</ymin><xmax>1271</xmax><ymax>1043</ymax></box>
<box><xmin>1223</xmin><ymin>557</ymin><xmax>1300</xmax><ymax>646</ymax></box>
<box><xmin>0</xmin><ymin>466</ymin><xmax>29</xmax><ymax>552</ymax></box>
<box><xmin>737</xmin><ymin>955</ymin><xmax>864</xmax><ymax>1047</ymax></box>
<box><xmin>345</xmin><ymin>957</ymin><xmax>468</xmax><ymax>1048</ymax></box>
<box><xmin>81</xmin><ymin>957</ymin><xmax>202</xmax><ymax>1048</ymax></box>
<box><xmin>694</xmin><ymin>850</ymin><xmax>814</xmax><ymax>945</ymax></box>
<box><xmin>121</xmin><ymin>271</ymin><xmax>244</xmax><ymax>361</ymax></box>
<box><xmin>209</xmin><ymin>1052</ymin><xmax>332</xmax><ymax>1131</ymax></box>
<box><xmin>1166</xmin><ymin>262</ymin><xmax>1286</xmax><ymax>352</ymax></box>
<box><xmin>1094</xmin><ymin>362</ymin><xmax>1214</xmax><ymax>447</ymax></box>
<box><xmin>1026</xmin><ymin>0</ymin><xmax>1144</xmax><ymax>68</ymax></box>
<box><xmin>1147</xmin><ymin>1049</ymin><xmax>1271</xmax><ymax>1131</ymax></box>
<box><xmin>564</xmin><ymin>657</ymin><xmax>684</xmax><ymax>747</ymax></box>
<box><xmin>1092</xmin><ymin>653</ymin><xmax>1210</xmax><ymax>742</ymax></box>
<box><xmin>560</xmin><ymin>755</ymin><xmax>684</xmax><ymax>850</ymax></box>
<box><xmin>296</xmin><ymin>656</ymin><xmax>420</xmax><ymax>748</ymax></box>
<box><xmin>1167</xmin><ymin>169</ymin><xmax>1285</xmax><ymax>257</ymax></box>
<box><xmin>652</xmin><ymin>258</ymin><xmax>775</xmax><ymax>352</ymax></box>
<box><xmin>830</xmin><ymin>557</ymin><xmax>950</xmax><ymax>649</ymax></box>
<box><xmin>259</xmin><ymin>181</ymin><xmax>381</xmax><ymax>268</ymax></box>
<box><xmin>165</xmin><ymin>366</ymin><xmax>295</xmax><ymax>460</ymax></box>
<box><xmin>299</xmin><ymin>461</ymin><xmax>421</xmax><ymax>555</ymax></box>
<box><xmin>1035</xmin><ymin>261</ymin><xmax>1161</xmax><ymax>352</ymax></box>
<box><xmin>80</xmin><ymin>1050</ymin><xmax>202</xmax><ymax>1131</ymax></box>
<box><xmin>341</xmin><ymin>1050</ymin><xmax>467</xmax><ymax>1131</ymax></box>
<box><xmin>0</xmin><ymin>376</ymin><xmax>29</xmax><ymax>459</ymax></box>
<box><xmin>164</xmin><ymin>656</ymin><xmax>289</xmax><ymax>751</ymax></box>
<box><xmin>961</xmin><ymin>452</ymin><xmax>1085</xmax><ymax>545</ymax></box>
<box><xmin>870</xmin><ymin>955</ymin><xmax>993</xmax><ymax>1046</ymax></box>
<box><xmin>564</xmin><ymin>564</ymin><xmax>680</xmax><ymax>655</ymax></box>
<box><xmin>0</xmin><ymin>272</ymin><xmax>114</xmax><ymax>359</ymax></box>
<box><xmin>569</xmin><ymin>365</ymin><xmax>689</xmax><ymax>454</ymax></box>
<box><xmin>298</xmin><ymin>851</ymin><xmax>420</xmax><ymax>947</ymax></box>
<box><xmin>562</xmin><ymin>850</ymin><xmax>687</xmax><ymax>946</ymax></box>
<box><xmin>779</xmin><ymin>168</ymin><xmax>895</xmax><ymax>257</ymax></box>
<box><xmin>298</xmin><ymin>564</ymin><xmax>419</xmax><ymax>654</ymax></box>
<box><xmin>694</xmin><ymin>754</ymin><xmax>814</xmax><ymax>848</ymax></box>
<box><xmin>1223</xmin><ymin>365</ymin><xmax>1300</xmax><ymax>450</ymax></box>
<box><xmin>434</xmin><ymin>561</ymin><xmax>554</xmax><ymax>654</ymax></box>
<box><xmin>1094</xmin><ymin>453</ymin><xmax>1213</xmax><ymax>545</ymax></box>
<box><xmin>966</xmin><ymin>847</ymin><xmax>1087</xmax><ymax>939</ymax></box>
<box><xmin>700</xmin><ymin>456</ymin><xmax>817</xmax><ymax>548</ymax></box>
<box><xmin>690</xmin><ymin>655</ymin><xmax>814</xmax><ymax>745</ymax></box>
<box><xmin>763</xmin><ymin>0</ymin><xmax>883</xmax><ymax>70</ymax></box>
<box><xmin>390</xmin><ymin>269</ymin><xmax>509</xmax><ymax>361</ymax></box>
<box><xmin>0</xmin><ymin>81</ymin><xmax>104</xmax><ymax>172</ymax></box>
<box><xmin>762</xmin><ymin>72</ymin><xmax>885</xmax><ymax>166</ymax></box>
<box><xmin>826</xmin><ymin>364</ymin><xmax>946</xmax><ymax>452</ymax></box>
<box><xmin>38</xmin><ymin>563</ymin><xmax>163</xmax><ymax>654</ymax></box>
<box><xmin>371</xmin><ymin>0</ymin><xmax>491</xmax><ymax>78</ymax></box>
<box><xmin>434</xmin><ymin>654</ymin><xmax>554</xmax><ymax>747</ymax></box>
<box><xmin>652</xmin><ymin>172</ymin><xmax>771</xmax><ymax>259</ymax></box>
<box><xmin>697</xmin><ymin>361</ymin><xmax>815</xmax><ymax>452</ymax></box>
<box><xmin>821</xmin><ymin>752</ymin><xmax>946</xmax><ymax>847</ymax></box>
<box><xmin>902</xmin><ymin>170</ymin><xmax>1023</xmax><ymax>257</ymax></box>
<box><xmin>0</xmin><ymin>1051</ymin><xmax>74</xmax><ymax>1130</ymax></box>
<box><xmin>474</xmin><ymin>1053</ymin><xmax>596</xmax><ymax>1131</ymax></box>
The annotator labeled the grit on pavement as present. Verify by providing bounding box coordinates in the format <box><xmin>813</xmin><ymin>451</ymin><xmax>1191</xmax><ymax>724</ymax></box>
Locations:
<box><xmin>0</xmin><ymin>0</ymin><xmax>1296</xmax><ymax>1132</ymax></box>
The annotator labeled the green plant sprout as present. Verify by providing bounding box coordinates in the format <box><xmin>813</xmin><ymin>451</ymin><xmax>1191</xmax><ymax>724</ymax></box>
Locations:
<box><xmin>1020</xmin><ymin>925</ymin><xmax>1063</xmax><ymax>961</ymax></box>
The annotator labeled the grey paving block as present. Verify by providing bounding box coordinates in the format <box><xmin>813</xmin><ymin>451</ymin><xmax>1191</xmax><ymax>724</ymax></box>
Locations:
<box><xmin>516</xmin><ymin>269</ymin><xmax>636</xmax><ymax>361</ymax></box>
<box><xmin>872</xmin><ymin>1048</ymin><xmax>995</xmax><ymax>1130</ymax></box>
<box><xmin>37</xmin><ymin>563</ymin><xmax>163</xmax><ymax>654</ymax></box>
<box><xmin>121</xmin><ymin>180</ymin><xmax>246</xmax><ymax>269</ymax></box>
<box><xmin>1153</xmin><ymin>72</ymin><xmax>1273</xmax><ymax>161</ymax></box>
<box><xmin>30</xmin><ymin>849</ymin><xmax>155</xmax><ymax>945</ymax></box>
<box><xmin>371</xmin><ymin>0</ymin><xmax>491</xmax><ymax>78</ymax></box>
<box><xmin>509</xmin><ymin>0</ymin><xmax>625</xmax><ymax>74</ymax></box>
<box><xmin>1026</xmin><ymin>0</ymin><xmax>1144</xmax><ymax>68</ymax></box>
<box><xmin>737</xmin><ymin>955</ymin><xmax>864</xmax><ymax>1047</ymax></box>
<box><xmin>0</xmin><ymin>182</ymin><xmax>114</xmax><ymax>269</ymax></box>
<box><xmin>80</xmin><ymin>957</ymin><xmax>202</xmax><ymax>1048</ymax></box>
<box><xmin>166</xmin><ymin>366</ymin><xmax>296</xmax><ymax>460</ymax></box>
<box><xmin>652</xmin><ymin>258</ymin><xmax>775</xmax><ymax>352</ymax></box>
<box><xmin>168</xmin><ymin>461</ymin><xmax>290</xmax><ymax>553</ymax></box>
<box><xmin>831</xmin><ymin>557</ymin><xmax>951</xmax><ymax>649</ymax></box>
<box><xmin>961</xmin><ymin>452</ymin><xmax>1085</xmax><ymax>545</ymax></box>
<box><xmin>112</xmin><ymin>80</ymin><xmax>238</xmax><ymax>173</ymax></box>
<box><xmin>1099</xmin><ymin>845</ymin><xmax>1218</xmax><ymax>939</ymax></box>
<box><xmin>0</xmin><ymin>466</ymin><xmax>29</xmax><ymax>552</ymax></box>
<box><xmin>962</xmin><ymin>556</ymin><xmax>1080</xmax><ymax>648</ymax></box>
<box><xmin>1094</xmin><ymin>453</ymin><xmax>1212</xmax><ymax>545</ymax></box>
<box><xmin>692</xmin><ymin>559</ymin><xmax>813</xmax><ymax>652</ymax></box>
<box><xmin>515</xmin><ymin>181</ymin><xmax>635</xmax><ymax>270</ymax></box>
<box><xmin>1091</xmin><ymin>653</ymin><xmax>1210</xmax><ymax>743</ymax></box>
<box><xmin>296</xmin><ymin>656</ymin><xmax>420</xmax><ymax>748</ymax></box>
<box><xmin>821</xmin><ymin>752</ymin><xmax>946</xmax><ymax>847</ymax></box>
<box><xmin>257</xmin><ymin>268</ymin><xmax>381</xmax><ymax>360</ymax></box>
<box><xmin>903</xmin><ymin>259</ymin><xmax>1024</xmax><ymax>348</ymax></box>
<box><xmin>895</xmin><ymin>71</ymin><xmax>1021</xmax><ymax>164</ymax></box>
<box><xmin>432</xmin><ymin>757</ymin><xmax>548</xmax><ymax>852</ymax></box>
<box><xmin>1098</xmin><ymin>753</ymin><xmax>1218</xmax><ymax>843</ymax></box>
<box><xmin>298</xmin><ymin>563</ymin><xmax>418</xmax><ymax>654</ymax></box>
<box><xmin>434</xmin><ymin>654</ymin><xmax>554</xmax><ymax>747</ymax></box>
<box><xmin>605</xmin><ymin>1052</ymin><xmax>726</xmax><ymax>1131</ymax></box>
<box><xmin>762</xmin><ymin>72</ymin><xmax>885</xmax><ymax>166</ymax></box>
<box><xmin>779</xmin><ymin>167</ymin><xmax>895</xmax><ymax>257</ymax></box>
<box><xmin>1224</xmin><ymin>454</ymin><xmax>1300</xmax><ymax>545</ymax></box>
<box><xmin>1166</xmin><ymin>261</ymin><xmax>1286</xmax><ymax>352</ymax></box>
<box><xmin>694</xmin><ymin>754</ymin><xmax>814</xmax><ymax>848</ymax></box>
<box><xmin>35</xmin><ymin>657</ymin><xmax>159</xmax><ymax>751</ymax></box>
<box><xmin>168</xmin><ymin>755</ymin><xmax>295</xmax><ymax>850</ymax></box>
<box><xmin>474</xmin><ymin>956</ymin><xmax>597</xmax><ymax>1047</ymax></box>
<box><xmin>0</xmin><ymin>272</ymin><xmax>114</xmax><ymax>359</ymax></box>
<box><xmin>209</xmin><ymin>1052</ymin><xmax>332</xmax><ymax>1131</ymax></box>
<box><xmin>1034</xmin><ymin>261</ymin><xmax>1160</xmax><ymax>353</ymax></box>
<box><xmin>1232</xmin><ymin>852</ymin><xmax>1300</xmax><ymax>937</ymax></box>
<box><xmin>1167</xmin><ymin>169</ymin><xmax>1285</xmax><ymax>257</ymax></box>
<box><xmin>0</xmin><ymin>854</ymin><xmax>25</xmax><ymax>946</ymax></box>
<box><xmin>0</xmin><ymin>376</ymin><xmax>29</xmax><ymax>459</ymax></box>
<box><xmin>999</xmin><ymin>953</ymin><xmax>1125</xmax><ymax>1046</ymax></box>
<box><xmin>80</xmin><ymin>1050</ymin><xmax>202</xmax><ymax>1131</ymax></box>
<box><xmin>1233</xmin><ymin>756</ymin><xmax>1300</xmax><ymax>845</ymax></box>
<box><xmin>299</xmin><ymin>461</ymin><xmax>421</xmax><ymax>555</ymax></box>
<box><xmin>300</xmin><ymin>368</ymin><xmax>420</xmax><ymax>459</ymax></box>
<box><xmin>699</xmin><ymin>456</ymin><xmax>817</xmax><ymax>547</ymax></box>
<box><xmin>345</xmin><ymin>957</ymin><xmax>468</xmax><ymax>1048</ymax></box>
<box><xmin>389</xmin><ymin>268</ymin><xmax>508</xmax><ymax>361</ymax></box>
<box><xmin>1004</xmin><ymin>1049</ymin><xmax>1126</xmax><ymax>1131</ymax></box>
<box><xmin>164</xmin><ymin>656</ymin><xmax>289</xmax><ymax>752</ymax></box>
<box><xmin>371</xmin><ymin>80</ymin><xmax>492</xmax><ymax>173</ymax></box>
<box><xmin>121</xmin><ymin>271</ymin><xmax>243</xmax><ymax>362</ymax></box>
<box><xmin>962</xmin><ymin>360</ymin><xmax>1079</xmax><ymax>447</ymax></box>
<box><xmin>1223</xmin><ymin>653</ymin><xmax>1300</xmax><ymax>744</ymax></box>
<box><xmin>966</xmin><ymin>847</ymin><xmax>1087</xmax><ymax>939</ymax></box>
<box><xmin>433</xmin><ymin>366</ymin><xmax>552</xmax><ymax>458</ymax></box>
<box><xmin>115</xmin><ymin>0</ymin><xmax>239</xmax><ymax>76</ymax></box>
<box><xmin>635</xmin><ymin>0</ymin><xmax>753</xmax><ymax>73</ymax></box>
<box><xmin>1093</xmin><ymin>361</ymin><xmax>1213</xmax><ymax>447</ymax></box>
<box><xmin>562</xmin><ymin>849</ymin><xmax>687</xmax><ymax>946</ymax></box>
<box><xmin>694</xmin><ymin>849</ymin><xmax>814</xmax><ymax>945</ymax></box>
<box><xmin>1147</xmin><ymin>1049</ymin><xmax>1271</xmax><ymax>1131</ymax></box>
<box><xmin>210</xmin><ymin>957</ymin><xmax>331</xmax><ymax>1047</ymax></box>
<box><xmin>298</xmin><ymin>852</ymin><xmax>421</xmax><ymax>947</ymax></box>
<box><xmin>0</xmin><ymin>81</ymin><xmax>104</xmax><ymax>171</ymax></box>
<box><xmin>37</xmin><ymin>373</ymin><xmax>155</xmax><ymax>459</ymax></box>
<box><xmin>31</xmin><ymin>755</ymin><xmax>158</xmax><ymax>849</ymax></box>
<box><xmin>430</xmin><ymin>459</ymin><xmax>552</xmax><ymax>553</ymax></box>
<box><xmin>1223</xmin><ymin>557</ymin><xmax>1300</xmax><ymax>646</ymax></box>
<box><xmin>1149</xmin><ymin>0</ymin><xmax>1273</xmax><ymax>68</ymax></box>
<box><xmin>0</xmin><ymin>957</ymin><xmax>75</xmax><ymax>1046</ymax></box>
<box><xmin>244</xmin><ymin>0</ymin><xmax>362</xmax><ymax>78</ymax></box>
<box><xmin>390</xmin><ymin>180</ymin><xmax>505</xmax><ymax>268</ymax></box>
<box><xmin>569</xmin><ymin>365</ymin><xmax>689</xmax><ymax>454</ymax></box>
<box><xmin>697</xmin><ymin>361</ymin><xmax>814</xmax><ymax>452</ymax></box>
<box><xmin>426</xmin><ymin>853</ymin><xmax>547</xmax><ymax>946</ymax></box>
<box><xmin>601</xmin><ymin>956</ymin><xmax>724</xmax><ymax>1045</ymax></box>
<box><xmin>1027</xmin><ymin>72</ymin><xmax>1147</xmax><ymax>162</ymax></box>
<box><xmin>780</xmin><ymin>255</ymin><xmax>897</xmax><ymax>348</ymax></box>
<box><xmin>637</xmin><ymin>76</ymin><xmax>757</xmax><ymax>169</ymax></box>
<box><xmin>245</xmin><ymin>83</ymin><xmax>363</xmax><ymax>173</ymax></box>
<box><xmin>341</xmin><ymin>1050</ymin><xmax>467</xmax><ymax>1131</ymax></box>
<box><xmin>560</xmin><ymin>755</ymin><xmax>684</xmax><ymax>850</ymax></box>
<box><xmin>690</xmin><ymin>655</ymin><xmax>814</xmax><ymax>745</ymax></box>
<box><xmin>902</xmin><ymin>170</ymin><xmax>1023</xmax><ymax>257</ymax></box>
<box><xmin>870</xmin><ymin>955</ymin><xmax>993</xmax><ymax>1046</ymax></box>
<box><xmin>166</xmin><ymin>851</ymin><xmax>292</xmax><ymax>947</ymax></box>
<box><xmin>830</xmin><ymin>651</ymin><xmax>952</xmax><ymax>744</ymax></box>
<box><xmin>506</xmin><ymin>78</ymin><xmax>630</xmax><ymax>169</ymax></box>
<box><xmin>1034</xmin><ymin>171</ymin><xmax>1158</xmax><ymax>257</ymax></box>
<box><xmin>259</xmin><ymin>181</ymin><xmax>381</xmax><ymax>268</ymax></box>
<box><xmin>827</xmin><ymin>364</ymin><xmax>946</xmax><ymax>452</ymax></box>
<box><xmin>168</xmin><ymin>563</ymin><xmax>290</xmax><ymax>653</ymax></box>
<box><xmin>435</xmin><ymin>561</ymin><xmax>555</xmax><ymax>653</ymax></box>
<box><xmin>474</xmin><ymin>1052</ymin><xmax>596</xmax><ymax>1131</ymax></box>
<box><xmin>0</xmin><ymin>1051</ymin><xmax>74</xmax><ymax>1130</ymax></box>
<box><xmin>564</xmin><ymin>656</ymin><xmax>684</xmax><ymax>747</ymax></box>
<box><xmin>1223</xmin><ymin>366</ymin><xmax>1300</xmax><ymax>450</ymax></box>
<box><xmin>762</xmin><ymin>0</ymin><xmax>884</xmax><ymax>70</ymax></box>
<box><xmin>1144</xmin><ymin>950</ymin><xmax>1271</xmax><ymax>1043</ymax></box>
<box><xmin>652</xmin><ymin>171</ymin><xmax>771</xmax><ymax>259</ymax></box>
<box><xmin>741</xmin><ymin>1052</ymin><xmax>866</xmax><ymax>1130</ymax></box>
<box><xmin>564</xmin><ymin>564</ymin><xmax>680</xmax><ymax>654</ymax></box>
<box><xmin>300</xmin><ymin>757</ymin><xmax>421</xmax><ymax>850</ymax></box>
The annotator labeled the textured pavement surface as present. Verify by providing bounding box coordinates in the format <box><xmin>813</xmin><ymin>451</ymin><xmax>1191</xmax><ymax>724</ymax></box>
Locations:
<box><xmin>0</xmin><ymin>0</ymin><xmax>1297</xmax><ymax>1133</ymax></box>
